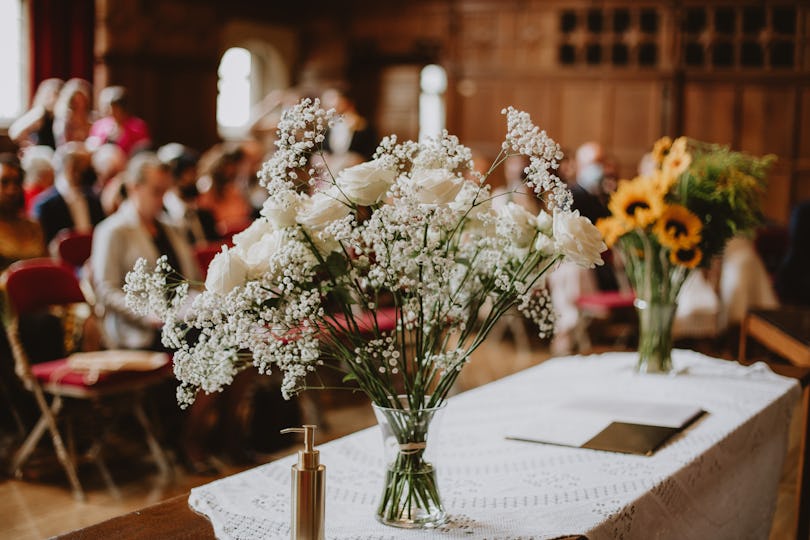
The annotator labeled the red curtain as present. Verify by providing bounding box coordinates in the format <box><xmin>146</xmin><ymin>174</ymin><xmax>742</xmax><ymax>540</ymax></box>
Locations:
<box><xmin>29</xmin><ymin>0</ymin><xmax>95</xmax><ymax>101</ymax></box>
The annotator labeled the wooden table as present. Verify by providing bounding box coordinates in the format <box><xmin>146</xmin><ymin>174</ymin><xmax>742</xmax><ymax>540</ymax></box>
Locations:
<box><xmin>740</xmin><ymin>307</ymin><xmax>810</xmax><ymax>540</ymax></box>
<box><xmin>55</xmin><ymin>493</ymin><xmax>585</xmax><ymax>540</ymax></box>
<box><xmin>55</xmin><ymin>494</ymin><xmax>215</xmax><ymax>539</ymax></box>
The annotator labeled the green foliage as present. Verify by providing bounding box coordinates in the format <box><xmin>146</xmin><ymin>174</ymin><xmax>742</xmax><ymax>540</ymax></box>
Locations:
<box><xmin>678</xmin><ymin>141</ymin><xmax>775</xmax><ymax>262</ymax></box>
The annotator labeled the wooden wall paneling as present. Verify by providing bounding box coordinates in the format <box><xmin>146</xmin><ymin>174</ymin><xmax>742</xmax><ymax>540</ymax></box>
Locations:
<box><xmin>376</xmin><ymin>65</ymin><xmax>420</xmax><ymax>142</ymax></box>
<box><xmin>510</xmin><ymin>8</ymin><xmax>556</xmax><ymax>71</ymax></box>
<box><xmin>794</xmin><ymin>172</ymin><xmax>810</xmax><ymax>203</ymax></box>
<box><xmin>455</xmin><ymin>77</ymin><xmax>503</xmax><ymax>162</ymax></box>
<box><xmin>762</xmin><ymin>169</ymin><xmax>793</xmax><ymax>223</ymax></box>
<box><xmin>511</xmin><ymin>79</ymin><xmax>557</xmax><ymax>141</ymax></box>
<box><xmin>610</xmin><ymin>80</ymin><xmax>664</xmax><ymax>179</ymax></box>
<box><xmin>739</xmin><ymin>85</ymin><xmax>795</xmax><ymax>157</ymax></box>
<box><xmin>796</xmin><ymin>87</ymin><xmax>810</xmax><ymax>170</ymax></box>
<box><xmin>457</xmin><ymin>10</ymin><xmax>500</xmax><ymax>70</ymax></box>
<box><xmin>739</xmin><ymin>85</ymin><xmax>797</xmax><ymax>221</ymax></box>
<box><xmin>682</xmin><ymin>82</ymin><xmax>736</xmax><ymax>146</ymax></box>
<box><xmin>557</xmin><ymin>80</ymin><xmax>606</xmax><ymax>153</ymax></box>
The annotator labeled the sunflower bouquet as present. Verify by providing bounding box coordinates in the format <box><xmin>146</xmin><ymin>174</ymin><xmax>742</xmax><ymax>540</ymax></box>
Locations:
<box><xmin>597</xmin><ymin>137</ymin><xmax>773</xmax><ymax>372</ymax></box>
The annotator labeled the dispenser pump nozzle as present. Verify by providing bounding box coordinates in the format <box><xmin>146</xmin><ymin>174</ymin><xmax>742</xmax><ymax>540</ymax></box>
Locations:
<box><xmin>281</xmin><ymin>425</ymin><xmax>320</xmax><ymax>469</ymax></box>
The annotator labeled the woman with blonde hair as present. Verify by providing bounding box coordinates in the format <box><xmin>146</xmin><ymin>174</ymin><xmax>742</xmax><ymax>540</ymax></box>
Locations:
<box><xmin>53</xmin><ymin>78</ymin><xmax>93</xmax><ymax>147</ymax></box>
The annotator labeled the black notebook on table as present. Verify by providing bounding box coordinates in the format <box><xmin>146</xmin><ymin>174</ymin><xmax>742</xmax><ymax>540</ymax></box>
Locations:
<box><xmin>506</xmin><ymin>398</ymin><xmax>706</xmax><ymax>456</ymax></box>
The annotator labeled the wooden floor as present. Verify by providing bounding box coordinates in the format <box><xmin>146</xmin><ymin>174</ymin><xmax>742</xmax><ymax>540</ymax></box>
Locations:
<box><xmin>0</xmin><ymin>337</ymin><xmax>802</xmax><ymax>539</ymax></box>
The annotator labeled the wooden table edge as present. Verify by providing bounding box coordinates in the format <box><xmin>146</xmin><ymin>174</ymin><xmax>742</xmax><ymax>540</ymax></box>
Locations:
<box><xmin>53</xmin><ymin>493</ymin><xmax>216</xmax><ymax>540</ymax></box>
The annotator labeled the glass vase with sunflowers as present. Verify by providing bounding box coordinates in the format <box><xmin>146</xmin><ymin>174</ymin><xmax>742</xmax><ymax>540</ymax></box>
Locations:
<box><xmin>597</xmin><ymin>137</ymin><xmax>773</xmax><ymax>373</ymax></box>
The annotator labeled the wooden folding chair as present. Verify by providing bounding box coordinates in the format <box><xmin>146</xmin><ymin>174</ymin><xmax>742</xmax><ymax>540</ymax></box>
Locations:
<box><xmin>4</xmin><ymin>259</ymin><xmax>172</xmax><ymax>500</ymax></box>
<box><xmin>739</xmin><ymin>307</ymin><xmax>810</xmax><ymax>540</ymax></box>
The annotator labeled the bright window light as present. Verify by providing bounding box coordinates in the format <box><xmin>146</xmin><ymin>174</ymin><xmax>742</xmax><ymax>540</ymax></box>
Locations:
<box><xmin>419</xmin><ymin>64</ymin><xmax>447</xmax><ymax>142</ymax></box>
<box><xmin>0</xmin><ymin>0</ymin><xmax>25</xmax><ymax>122</ymax></box>
<box><xmin>217</xmin><ymin>47</ymin><xmax>252</xmax><ymax>129</ymax></box>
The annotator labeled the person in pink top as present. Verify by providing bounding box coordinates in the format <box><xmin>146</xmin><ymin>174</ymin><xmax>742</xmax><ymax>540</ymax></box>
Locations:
<box><xmin>87</xmin><ymin>86</ymin><xmax>151</xmax><ymax>156</ymax></box>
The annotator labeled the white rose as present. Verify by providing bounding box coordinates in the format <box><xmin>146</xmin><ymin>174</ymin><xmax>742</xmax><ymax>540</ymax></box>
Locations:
<box><xmin>535</xmin><ymin>210</ymin><xmax>553</xmax><ymax>235</ymax></box>
<box><xmin>553</xmin><ymin>210</ymin><xmax>606</xmax><ymax>269</ymax></box>
<box><xmin>533</xmin><ymin>233</ymin><xmax>555</xmax><ymax>255</ymax></box>
<box><xmin>232</xmin><ymin>218</ymin><xmax>274</xmax><ymax>250</ymax></box>
<box><xmin>409</xmin><ymin>168</ymin><xmax>465</xmax><ymax>204</ymax></box>
<box><xmin>498</xmin><ymin>202</ymin><xmax>538</xmax><ymax>249</ymax></box>
<box><xmin>239</xmin><ymin>229</ymin><xmax>288</xmax><ymax>278</ymax></box>
<box><xmin>205</xmin><ymin>247</ymin><xmax>248</xmax><ymax>295</ymax></box>
<box><xmin>296</xmin><ymin>190</ymin><xmax>352</xmax><ymax>231</ymax></box>
<box><xmin>260</xmin><ymin>190</ymin><xmax>300</xmax><ymax>229</ymax></box>
<box><xmin>335</xmin><ymin>159</ymin><xmax>396</xmax><ymax>206</ymax></box>
<box><xmin>451</xmin><ymin>182</ymin><xmax>495</xmax><ymax>234</ymax></box>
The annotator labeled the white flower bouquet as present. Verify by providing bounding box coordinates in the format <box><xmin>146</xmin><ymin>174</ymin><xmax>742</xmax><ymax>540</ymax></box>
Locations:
<box><xmin>125</xmin><ymin>99</ymin><xmax>604</xmax><ymax>525</ymax></box>
<box><xmin>126</xmin><ymin>99</ymin><xmax>604</xmax><ymax>409</ymax></box>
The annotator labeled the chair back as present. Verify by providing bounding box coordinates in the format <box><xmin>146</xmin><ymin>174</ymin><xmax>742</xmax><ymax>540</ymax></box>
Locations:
<box><xmin>5</xmin><ymin>259</ymin><xmax>86</xmax><ymax>315</ymax></box>
<box><xmin>55</xmin><ymin>230</ymin><xmax>93</xmax><ymax>269</ymax></box>
<box><xmin>194</xmin><ymin>243</ymin><xmax>226</xmax><ymax>279</ymax></box>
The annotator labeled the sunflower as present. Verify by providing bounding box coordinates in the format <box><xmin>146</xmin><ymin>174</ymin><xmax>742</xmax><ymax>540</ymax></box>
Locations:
<box><xmin>651</xmin><ymin>136</ymin><xmax>673</xmax><ymax>165</ymax></box>
<box><xmin>669</xmin><ymin>246</ymin><xmax>703</xmax><ymax>268</ymax></box>
<box><xmin>608</xmin><ymin>178</ymin><xmax>663</xmax><ymax>229</ymax></box>
<box><xmin>654</xmin><ymin>204</ymin><xmax>702</xmax><ymax>250</ymax></box>
<box><xmin>648</xmin><ymin>168</ymin><xmax>679</xmax><ymax>195</ymax></box>
<box><xmin>662</xmin><ymin>137</ymin><xmax>692</xmax><ymax>177</ymax></box>
<box><xmin>595</xmin><ymin>216</ymin><xmax>628</xmax><ymax>248</ymax></box>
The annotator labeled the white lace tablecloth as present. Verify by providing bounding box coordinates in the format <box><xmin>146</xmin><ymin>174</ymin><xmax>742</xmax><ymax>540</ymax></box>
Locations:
<box><xmin>189</xmin><ymin>350</ymin><xmax>800</xmax><ymax>539</ymax></box>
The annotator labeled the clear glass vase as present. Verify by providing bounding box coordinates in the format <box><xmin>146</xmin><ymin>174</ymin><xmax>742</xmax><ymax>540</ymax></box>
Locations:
<box><xmin>372</xmin><ymin>396</ymin><xmax>447</xmax><ymax>529</ymax></box>
<box><xmin>634</xmin><ymin>298</ymin><xmax>677</xmax><ymax>374</ymax></box>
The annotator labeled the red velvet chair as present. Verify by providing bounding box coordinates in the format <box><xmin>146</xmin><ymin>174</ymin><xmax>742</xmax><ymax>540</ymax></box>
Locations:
<box><xmin>55</xmin><ymin>229</ymin><xmax>94</xmax><ymax>269</ymax></box>
<box><xmin>193</xmin><ymin>242</ymin><xmax>230</xmax><ymax>280</ymax></box>
<box><xmin>4</xmin><ymin>259</ymin><xmax>172</xmax><ymax>500</ymax></box>
<box><xmin>573</xmin><ymin>249</ymin><xmax>637</xmax><ymax>352</ymax></box>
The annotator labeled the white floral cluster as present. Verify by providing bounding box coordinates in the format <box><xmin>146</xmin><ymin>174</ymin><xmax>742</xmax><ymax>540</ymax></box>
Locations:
<box><xmin>517</xmin><ymin>286</ymin><xmax>555</xmax><ymax>339</ymax></box>
<box><xmin>125</xmin><ymin>101</ymin><xmax>605</xmax><ymax>407</ymax></box>
<box><xmin>501</xmin><ymin>107</ymin><xmax>571</xmax><ymax>210</ymax></box>
<box><xmin>259</xmin><ymin>98</ymin><xmax>334</xmax><ymax>197</ymax></box>
<box><xmin>354</xmin><ymin>335</ymin><xmax>401</xmax><ymax>374</ymax></box>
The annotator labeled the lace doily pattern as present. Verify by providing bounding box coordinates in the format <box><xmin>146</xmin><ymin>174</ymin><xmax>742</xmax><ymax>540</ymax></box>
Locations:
<box><xmin>190</xmin><ymin>350</ymin><xmax>799</xmax><ymax>539</ymax></box>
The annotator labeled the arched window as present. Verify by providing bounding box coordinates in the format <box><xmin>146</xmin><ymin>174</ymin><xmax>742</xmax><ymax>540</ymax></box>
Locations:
<box><xmin>0</xmin><ymin>0</ymin><xmax>26</xmax><ymax>123</ymax></box>
<box><xmin>217</xmin><ymin>47</ymin><xmax>252</xmax><ymax>137</ymax></box>
<box><xmin>419</xmin><ymin>64</ymin><xmax>447</xmax><ymax>142</ymax></box>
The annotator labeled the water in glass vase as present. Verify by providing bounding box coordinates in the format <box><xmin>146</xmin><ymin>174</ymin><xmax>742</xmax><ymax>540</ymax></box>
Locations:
<box><xmin>372</xmin><ymin>397</ymin><xmax>447</xmax><ymax>528</ymax></box>
<box><xmin>634</xmin><ymin>298</ymin><xmax>677</xmax><ymax>374</ymax></box>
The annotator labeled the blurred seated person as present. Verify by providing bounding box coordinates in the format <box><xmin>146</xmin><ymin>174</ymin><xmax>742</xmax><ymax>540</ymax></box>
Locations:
<box><xmin>774</xmin><ymin>200</ymin><xmax>810</xmax><ymax>307</ymax></box>
<box><xmin>159</xmin><ymin>143</ymin><xmax>219</xmax><ymax>247</ymax></box>
<box><xmin>19</xmin><ymin>145</ymin><xmax>55</xmax><ymax>213</ymax></box>
<box><xmin>91</xmin><ymin>153</ymin><xmax>199</xmax><ymax>349</ymax></box>
<box><xmin>0</xmin><ymin>154</ymin><xmax>45</xmax><ymax>272</ymax></box>
<box><xmin>320</xmin><ymin>86</ymin><xmax>377</xmax><ymax>173</ymax></box>
<box><xmin>87</xmin><ymin>86</ymin><xmax>151</xmax><ymax>157</ymax></box>
<box><xmin>572</xmin><ymin>142</ymin><xmax>617</xmax><ymax>292</ymax></box>
<box><xmin>719</xmin><ymin>236</ymin><xmax>779</xmax><ymax>328</ymax></box>
<box><xmin>239</xmin><ymin>138</ymin><xmax>269</xmax><ymax>213</ymax></box>
<box><xmin>8</xmin><ymin>78</ymin><xmax>63</xmax><ymax>149</ymax></box>
<box><xmin>197</xmin><ymin>144</ymin><xmax>252</xmax><ymax>236</ymax></box>
<box><xmin>31</xmin><ymin>141</ymin><xmax>105</xmax><ymax>246</ymax></box>
<box><xmin>93</xmin><ymin>144</ymin><xmax>129</xmax><ymax>215</ymax></box>
<box><xmin>52</xmin><ymin>78</ymin><xmax>93</xmax><ymax>146</ymax></box>
<box><xmin>571</xmin><ymin>142</ymin><xmax>610</xmax><ymax>224</ymax></box>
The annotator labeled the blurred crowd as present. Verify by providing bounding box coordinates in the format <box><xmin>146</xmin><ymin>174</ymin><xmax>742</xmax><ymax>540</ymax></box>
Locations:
<box><xmin>0</xmin><ymin>79</ymin><xmax>375</xmax><ymax>474</ymax></box>
<box><xmin>1</xmin><ymin>76</ymin><xmax>807</xmax><ymax>474</ymax></box>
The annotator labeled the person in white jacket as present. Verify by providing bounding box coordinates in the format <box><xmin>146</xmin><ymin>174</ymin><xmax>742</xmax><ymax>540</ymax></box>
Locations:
<box><xmin>91</xmin><ymin>152</ymin><xmax>199</xmax><ymax>349</ymax></box>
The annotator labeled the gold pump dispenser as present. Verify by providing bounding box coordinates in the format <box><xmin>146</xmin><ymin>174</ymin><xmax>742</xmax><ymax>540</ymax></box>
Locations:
<box><xmin>280</xmin><ymin>425</ymin><xmax>325</xmax><ymax>540</ymax></box>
